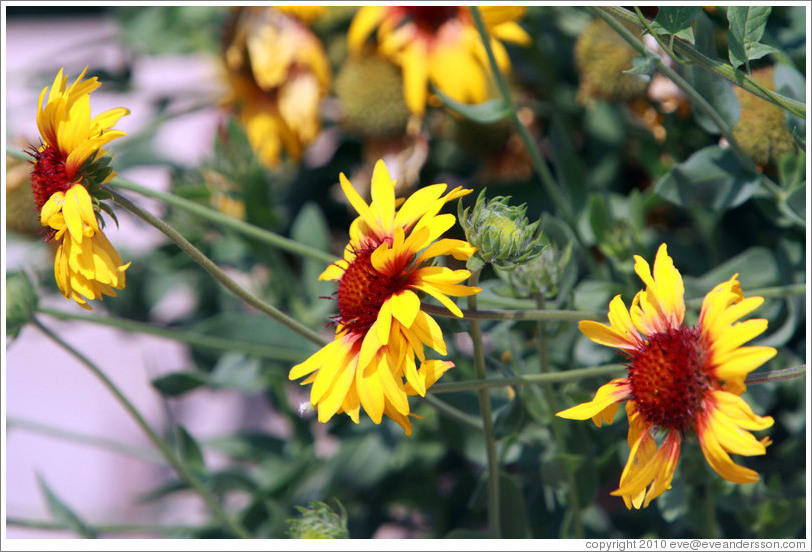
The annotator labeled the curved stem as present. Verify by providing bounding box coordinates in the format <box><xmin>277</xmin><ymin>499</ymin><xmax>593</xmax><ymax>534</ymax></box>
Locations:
<box><xmin>7</xmin><ymin>416</ymin><xmax>165</xmax><ymax>465</ymax></box>
<box><xmin>597</xmin><ymin>6</ymin><xmax>805</xmax><ymax>119</ymax></box>
<box><xmin>534</xmin><ymin>294</ymin><xmax>582</xmax><ymax>538</ymax></box>
<box><xmin>37</xmin><ymin>306</ymin><xmax>314</xmax><ymax>363</ymax></box>
<box><xmin>108</xmin><ymin>187</ymin><xmax>328</xmax><ymax>347</ymax></box>
<box><xmin>469</xmin><ymin>6</ymin><xmax>598</xmax><ymax>274</ymax></box>
<box><xmin>32</xmin><ymin>318</ymin><xmax>252</xmax><ymax>539</ymax></box>
<box><xmin>108</xmin><ymin>176</ymin><xmax>336</xmax><ymax>265</ymax></box>
<box><xmin>423</xmin><ymin>395</ymin><xmax>483</xmax><ymax>431</ymax></box>
<box><xmin>6</xmin><ymin>517</ymin><xmax>198</xmax><ymax>536</ymax></box>
<box><xmin>466</xmin><ymin>270</ymin><xmax>502</xmax><ymax>538</ymax></box>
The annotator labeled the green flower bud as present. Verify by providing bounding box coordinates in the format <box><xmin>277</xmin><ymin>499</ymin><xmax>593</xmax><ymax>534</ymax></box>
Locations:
<box><xmin>287</xmin><ymin>500</ymin><xmax>348</xmax><ymax>539</ymax></box>
<box><xmin>458</xmin><ymin>190</ymin><xmax>546</xmax><ymax>271</ymax></box>
<box><xmin>6</xmin><ymin>271</ymin><xmax>38</xmax><ymax>341</ymax></box>
<box><xmin>501</xmin><ymin>238</ymin><xmax>573</xmax><ymax>298</ymax></box>
<box><xmin>335</xmin><ymin>52</ymin><xmax>412</xmax><ymax>139</ymax></box>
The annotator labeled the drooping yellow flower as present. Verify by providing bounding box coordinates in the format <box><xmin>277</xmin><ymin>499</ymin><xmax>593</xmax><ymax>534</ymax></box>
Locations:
<box><xmin>223</xmin><ymin>6</ymin><xmax>331</xmax><ymax>167</ymax></box>
<box><xmin>348</xmin><ymin>6</ymin><xmax>530</xmax><ymax>114</ymax></box>
<box><xmin>29</xmin><ymin>68</ymin><xmax>131</xmax><ymax>310</ymax></box>
<box><xmin>289</xmin><ymin>160</ymin><xmax>480</xmax><ymax>434</ymax></box>
<box><xmin>557</xmin><ymin>244</ymin><xmax>775</xmax><ymax>509</ymax></box>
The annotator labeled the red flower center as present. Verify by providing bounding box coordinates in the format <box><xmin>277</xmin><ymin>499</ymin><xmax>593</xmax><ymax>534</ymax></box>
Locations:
<box><xmin>30</xmin><ymin>145</ymin><xmax>73</xmax><ymax>211</ymax></box>
<box><xmin>399</xmin><ymin>6</ymin><xmax>463</xmax><ymax>33</ymax></box>
<box><xmin>628</xmin><ymin>326</ymin><xmax>712</xmax><ymax>434</ymax></box>
<box><xmin>337</xmin><ymin>246</ymin><xmax>406</xmax><ymax>336</ymax></box>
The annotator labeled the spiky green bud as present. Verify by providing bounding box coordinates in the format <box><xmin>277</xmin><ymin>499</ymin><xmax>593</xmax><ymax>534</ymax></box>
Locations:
<box><xmin>6</xmin><ymin>271</ymin><xmax>39</xmax><ymax>341</ymax></box>
<box><xmin>287</xmin><ymin>500</ymin><xmax>348</xmax><ymax>539</ymax></box>
<box><xmin>501</xmin><ymin>238</ymin><xmax>573</xmax><ymax>298</ymax></box>
<box><xmin>458</xmin><ymin>190</ymin><xmax>546</xmax><ymax>271</ymax></box>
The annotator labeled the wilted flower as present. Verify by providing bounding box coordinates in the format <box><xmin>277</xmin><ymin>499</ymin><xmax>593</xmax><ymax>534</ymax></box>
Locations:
<box><xmin>732</xmin><ymin>66</ymin><xmax>797</xmax><ymax>167</ymax></box>
<box><xmin>558</xmin><ymin>244</ymin><xmax>775</xmax><ymax>509</ymax></box>
<box><xmin>575</xmin><ymin>18</ymin><xmax>649</xmax><ymax>105</ymax></box>
<box><xmin>222</xmin><ymin>6</ymin><xmax>330</xmax><ymax>167</ymax></box>
<box><xmin>28</xmin><ymin>68</ymin><xmax>131</xmax><ymax>310</ymax></box>
<box><xmin>348</xmin><ymin>6</ymin><xmax>530</xmax><ymax>115</ymax></box>
<box><xmin>289</xmin><ymin>160</ymin><xmax>479</xmax><ymax>434</ymax></box>
<box><xmin>335</xmin><ymin>51</ymin><xmax>412</xmax><ymax>139</ymax></box>
<box><xmin>458</xmin><ymin>190</ymin><xmax>545</xmax><ymax>271</ymax></box>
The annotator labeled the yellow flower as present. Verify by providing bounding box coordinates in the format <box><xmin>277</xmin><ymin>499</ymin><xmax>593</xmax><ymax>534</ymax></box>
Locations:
<box><xmin>29</xmin><ymin>68</ymin><xmax>130</xmax><ymax>310</ymax></box>
<box><xmin>41</xmin><ymin>185</ymin><xmax>130</xmax><ymax>310</ymax></box>
<box><xmin>557</xmin><ymin>244</ymin><xmax>775</xmax><ymax>509</ymax></box>
<box><xmin>348</xmin><ymin>6</ymin><xmax>530</xmax><ymax>114</ymax></box>
<box><xmin>222</xmin><ymin>7</ymin><xmax>331</xmax><ymax>167</ymax></box>
<box><xmin>289</xmin><ymin>160</ymin><xmax>480</xmax><ymax>434</ymax></box>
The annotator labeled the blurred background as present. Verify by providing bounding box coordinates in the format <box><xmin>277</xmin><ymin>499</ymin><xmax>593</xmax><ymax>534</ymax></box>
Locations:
<box><xmin>3</xmin><ymin>5</ymin><xmax>807</xmax><ymax>540</ymax></box>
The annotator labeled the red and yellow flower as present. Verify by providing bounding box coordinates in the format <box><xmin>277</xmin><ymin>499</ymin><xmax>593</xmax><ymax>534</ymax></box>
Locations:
<box><xmin>289</xmin><ymin>160</ymin><xmax>479</xmax><ymax>434</ymax></box>
<box><xmin>348</xmin><ymin>6</ymin><xmax>530</xmax><ymax>115</ymax></box>
<box><xmin>29</xmin><ymin>68</ymin><xmax>130</xmax><ymax>310</ymax></box>
<box><xmin>557</xmin><ymin>244</ymin><xmax>775</xmax><ymax>508</ymax></box>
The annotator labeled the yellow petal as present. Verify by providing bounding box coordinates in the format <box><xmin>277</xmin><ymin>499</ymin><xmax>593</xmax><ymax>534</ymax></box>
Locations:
<box><xmin>556</xmin><ymin>379</ymin><xmax>629</xmax><ymax>421</ymax></box>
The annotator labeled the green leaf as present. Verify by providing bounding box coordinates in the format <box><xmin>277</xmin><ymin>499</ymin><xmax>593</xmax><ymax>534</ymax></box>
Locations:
<box><xmin>587</xmin><ymin>193</ymin><xmax>612</xmax><ymax>245</ymax></box>
<box><xmin>175</xmin><ymin>424</ymin><xmax>206</xmax><ymax>474</ymax></box>
<box><xmin>432</xmin><ymin>85</ymin><xmax>511</xmax><ymax>124</ymax></box>
<box><xmin>727</xmin><ymin>6</ymin><xmax>777</xmax><ymax>69</ymax></box>
<box><xmin>649</xmin><ymin>6</ymin><xmax>700</xmax><ymax>43</ymax></box>
<box><xmin>209</xmin><ymin>352</ymin><xmax>265</xmax><ymax>392</ymax></box>
<box><xmin>684</xmin><ymin>247</ymin><xmax>778</xmax><ymax>295</ymax></box>
<box><xmin>623</xmin><ymin>53</ymin><xmax>658</xmax><ymax>78</ymax></box>
<box><xmin>37</xmin><ymin>474</ymin><xmax>98</xmax><ymax>538</ymax></box>
<box><xmin>654</xmin><ymin>146</ymin><xmax>759</xmax><ymax>210</ymax></box>
<box><xmin>151</xmin><ymin>372</ymin><xmax>206</xmax><ymax>397</ymax></box>
<box><xmin>498</xmin><ymin>473</ymin><xmax>531</xmax><ymax>538</ymax></box>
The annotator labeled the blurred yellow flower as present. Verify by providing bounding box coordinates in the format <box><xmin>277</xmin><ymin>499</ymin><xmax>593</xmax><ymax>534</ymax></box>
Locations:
<box><xmin>290</xmin><ymin>160</ymin><xmax>480</xmax><ymax>434</ymax></box>
<box><xmin>29</xmin><ymin>68</ymin><xmax>130</xmax><ymax>310</ymax></box>
<box><xmin>348</xmin><ymin>6</ymin><xmax>530</xmax><ymax>114</ymax></box>
<box><xmin>223</xmin><ymin>7</ymin><xmax>331</xmax><ymax>167</ymax></box>
<box><xmin>558</xmin><ymin>244</ymin><xmax>775</xmax><ymax>509</ymax></box>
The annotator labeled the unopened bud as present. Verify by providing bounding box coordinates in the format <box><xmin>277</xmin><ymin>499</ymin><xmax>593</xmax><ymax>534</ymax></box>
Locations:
<box><xmin>287</xmin><ymin>500</ymin><xmax>348</xmax><ymax>539</ymax></box>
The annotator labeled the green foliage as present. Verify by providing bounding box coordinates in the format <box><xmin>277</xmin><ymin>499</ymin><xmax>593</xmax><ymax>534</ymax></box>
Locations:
<box><xmin>726</xmin><ymin>7</ymin><xmax>779</xmax><ymax>70</ymax></box>
<box><xmin>10</xmin><ymin>4</ymin><xmax>806</xmax><ymax>542</ymax></box>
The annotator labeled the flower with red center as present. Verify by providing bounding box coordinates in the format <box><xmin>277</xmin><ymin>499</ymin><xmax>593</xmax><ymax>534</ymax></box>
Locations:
<box><xmin>289</xmin><ymin>160</ymin><xmax>480</xmax><ymax>434</ymax></box>
<box><xmin>557</xmin><ymin>244</ymin><xmax>776</xmax><ymax>509</ymax></box>
<box><xmin>222</xmin><ymin>6</ymin><xmax>330</xmax><ymax>167</ymax></box>
<box><xmin>29</xmin><ymin>67</ymin><xmax>131</xmax><ymax>310</ymax></box>
<box><xmin>348</xmin><ymin>6</ymin><xmax>530</xmax><ymax>114</ymax></box>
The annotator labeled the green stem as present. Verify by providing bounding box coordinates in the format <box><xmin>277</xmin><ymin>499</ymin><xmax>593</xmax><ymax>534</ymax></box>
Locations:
<box><xmin>430</xmin><ymin>363</ymin><xmax>803</xmax><ymax>394</ymax></box>
<box><xmin>597</xmin><ymin>6</ymin><xmax>805</xmax><ymax>119</ymax></box>
<box><xmin>469</xmin><ymin>6</ymin><xmax>598</xmax><ymax>274</ymax></box>
<box><xmin>108</xmin><ymin>176</ymin><xmax>336</xmax><ymax>265</ymax></box>
<box><xmin>745</xmin><ymin>365</ymin><xmax>806</xmax><ymax>385</ymax></box>
<box><xmin>534</xmin><ymin>294</ymin><xmax>582</xmax><ymax>538</ymax></box>
<box><xmin>591</xmin><ymin>7</ymin><xmax>755</xmax><ymax>170</ymax></box>
<box><xmin>6</xmin><ymin>416</ymin><xmax>165</xmax><ymax>465</ymax></box>
<box><xmin>108</xmin><ymin>188</ymin><xmax>328</xmax><ymax>347</ymax></box>
<box><xmin>37</xmin><ymin>306</ymin><xmax>314</xmax><ymax>363</ymax></box>
<box><xmin>466</xmin><ymin>269</ymin><xmax>501</xmax><ymax>538</ymax></box>
<box><xmin>423</xmin><ymin>395</ymin><xmax>483</xmax><ymax>431</ymax></box>
<box><xmin>423</xmin><ymin>303</ymin><xmax>601</xmax><ymax>322</ymax></box>
<box><xmin>6</xmin><ymin>517</ymin><xmax>198</xmax><ymax>536</ymax></box>
<box><xmin>32</xmin><ymin>318</ymin><xmax>252</xmax><ymax>539</ymax></box>
<box><xmin>431</xmin><ymin>364</ymin><xmax>627</xmax><ymax>394</ymax></box>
